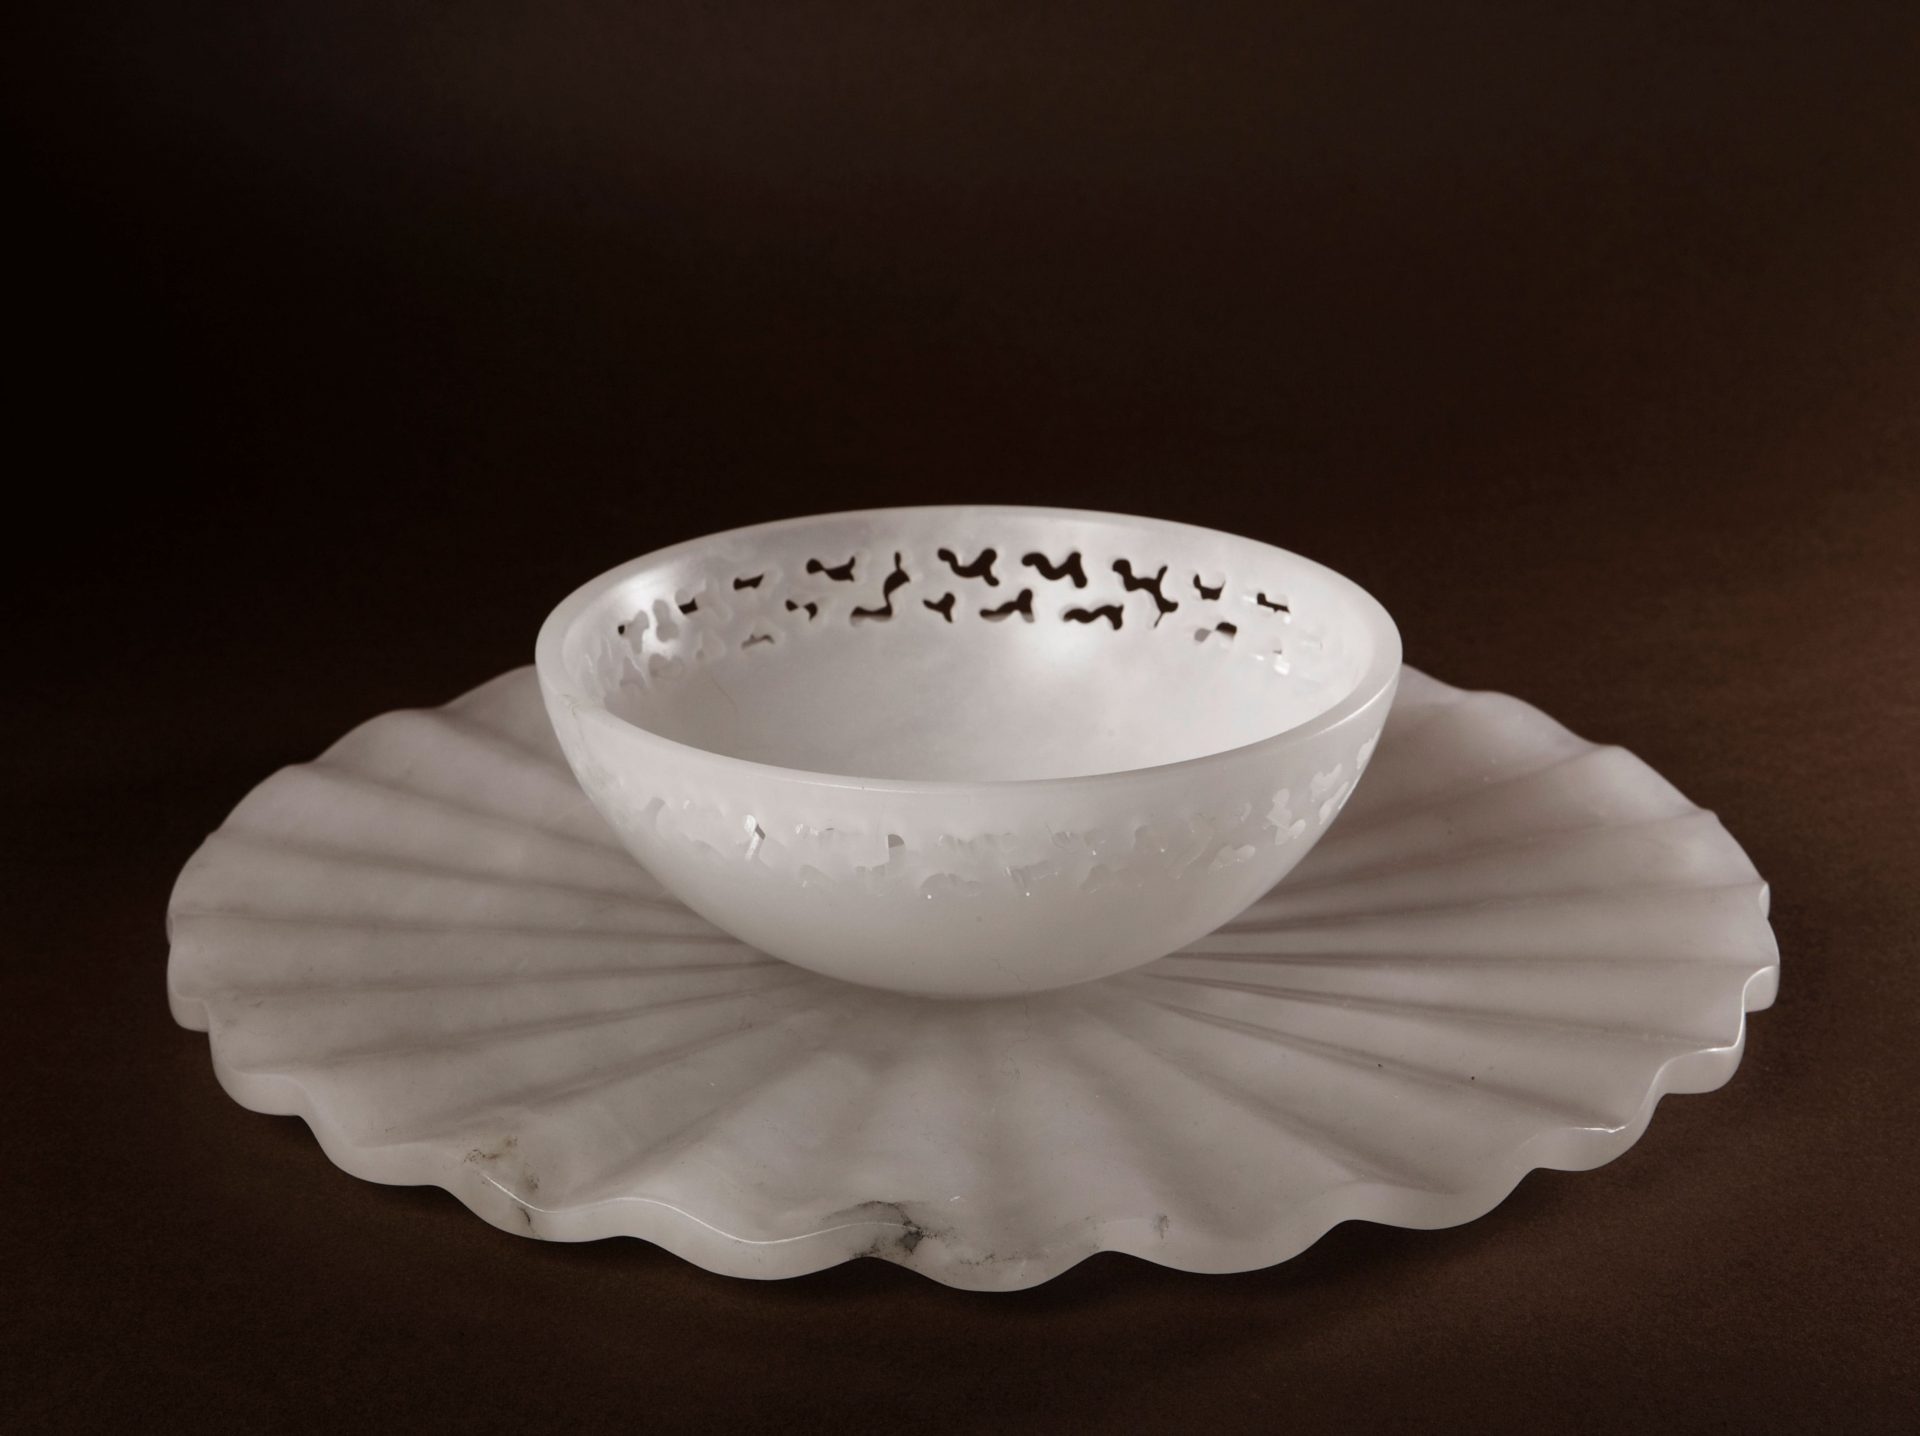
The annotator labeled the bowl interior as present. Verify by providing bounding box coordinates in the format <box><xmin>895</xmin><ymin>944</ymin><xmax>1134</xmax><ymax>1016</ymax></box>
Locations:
<box><xmin>550</xmin><ymin>509</ymin><xmax>1389</xmax><ymax>784</ymax></box>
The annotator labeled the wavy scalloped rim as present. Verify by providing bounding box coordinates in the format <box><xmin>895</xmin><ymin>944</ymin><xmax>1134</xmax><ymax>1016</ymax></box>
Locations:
<box><xmin>167</xmin><ymin>667</ymin><xmax>1778</xmax><ymax>1290</ymax></box>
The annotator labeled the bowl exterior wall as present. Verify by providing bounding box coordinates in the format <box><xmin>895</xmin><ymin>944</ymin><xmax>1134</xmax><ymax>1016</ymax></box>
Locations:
<box><xmin>541</xmin><ymin>675</ymin><xmax>1396</xmax><ymax>996</ymax></box>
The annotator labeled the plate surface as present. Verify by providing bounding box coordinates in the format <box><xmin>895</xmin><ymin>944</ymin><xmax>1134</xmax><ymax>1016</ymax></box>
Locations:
<box><xmin>167</xmin><ymin>666</ymin><xmax>1778</xmax><ymax>1290</ymax></box>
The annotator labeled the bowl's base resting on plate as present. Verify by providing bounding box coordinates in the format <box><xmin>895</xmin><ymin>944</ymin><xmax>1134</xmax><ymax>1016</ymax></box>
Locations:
<box><xmin>166</xmin><ymin>666</ymin><xmax>1778</xmax><ymax>1290</ymax></box>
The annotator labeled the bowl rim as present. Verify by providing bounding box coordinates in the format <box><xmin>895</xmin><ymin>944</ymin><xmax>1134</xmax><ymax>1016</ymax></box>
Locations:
<box><xmin>534</xmin><ymin>504</ymin><xmax>1403</xmax><ymax>795</ymax></box>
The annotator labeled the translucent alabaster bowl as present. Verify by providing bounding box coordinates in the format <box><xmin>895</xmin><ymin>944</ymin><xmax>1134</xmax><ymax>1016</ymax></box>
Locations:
<box><xmin>535</xmin><ymin>507</ymin><xmax>1401</xmax><ymax>997</ymax></box>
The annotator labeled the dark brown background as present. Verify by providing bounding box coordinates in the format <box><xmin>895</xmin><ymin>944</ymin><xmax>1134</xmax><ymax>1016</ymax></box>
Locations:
<box><xmin>8</xmin><ymin>3</ymin><xmax>1918</xmax><ymax>1432</ymax></box>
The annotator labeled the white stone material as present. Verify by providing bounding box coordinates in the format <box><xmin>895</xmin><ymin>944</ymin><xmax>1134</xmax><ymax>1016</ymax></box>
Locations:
<box><xmin>167</xmin><ymin>665</ymin><xmax>1776</xmax><ymax>1289</ymax></box>
<box><xmin>536</xmin><ymin>507</ymin><xmax>1403</xmax><ymax>995</ymax></box>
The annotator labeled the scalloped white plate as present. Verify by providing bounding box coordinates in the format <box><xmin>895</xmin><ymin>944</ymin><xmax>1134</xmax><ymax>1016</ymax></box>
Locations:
<box><xmin>167</xmin><ymin>666</ymin><xmax>1777</xmax><ymax>1290</ymax></box>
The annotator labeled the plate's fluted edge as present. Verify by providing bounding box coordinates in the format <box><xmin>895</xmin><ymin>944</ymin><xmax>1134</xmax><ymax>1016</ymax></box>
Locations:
<box><xmin>166</xmin><ymin>956</ymin><xmax>1778</xmax><ymax>1293</ymax></box>
<box><xmin>172</xmin><ymin>959</ymin><xmax>1774</xmax><ymax>1297</ymax></box>
<box><xmin>162</xmin><ymin>668</ymin><xmax>1782</xmax><ymax>1291</ymax></box>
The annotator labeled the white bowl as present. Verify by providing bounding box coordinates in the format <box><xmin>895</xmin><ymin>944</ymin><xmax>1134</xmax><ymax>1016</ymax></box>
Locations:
<box><xmin>535</xmin><ymin>506</ymin><xmax>1400</xmax><ymax>996</ymax></box>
